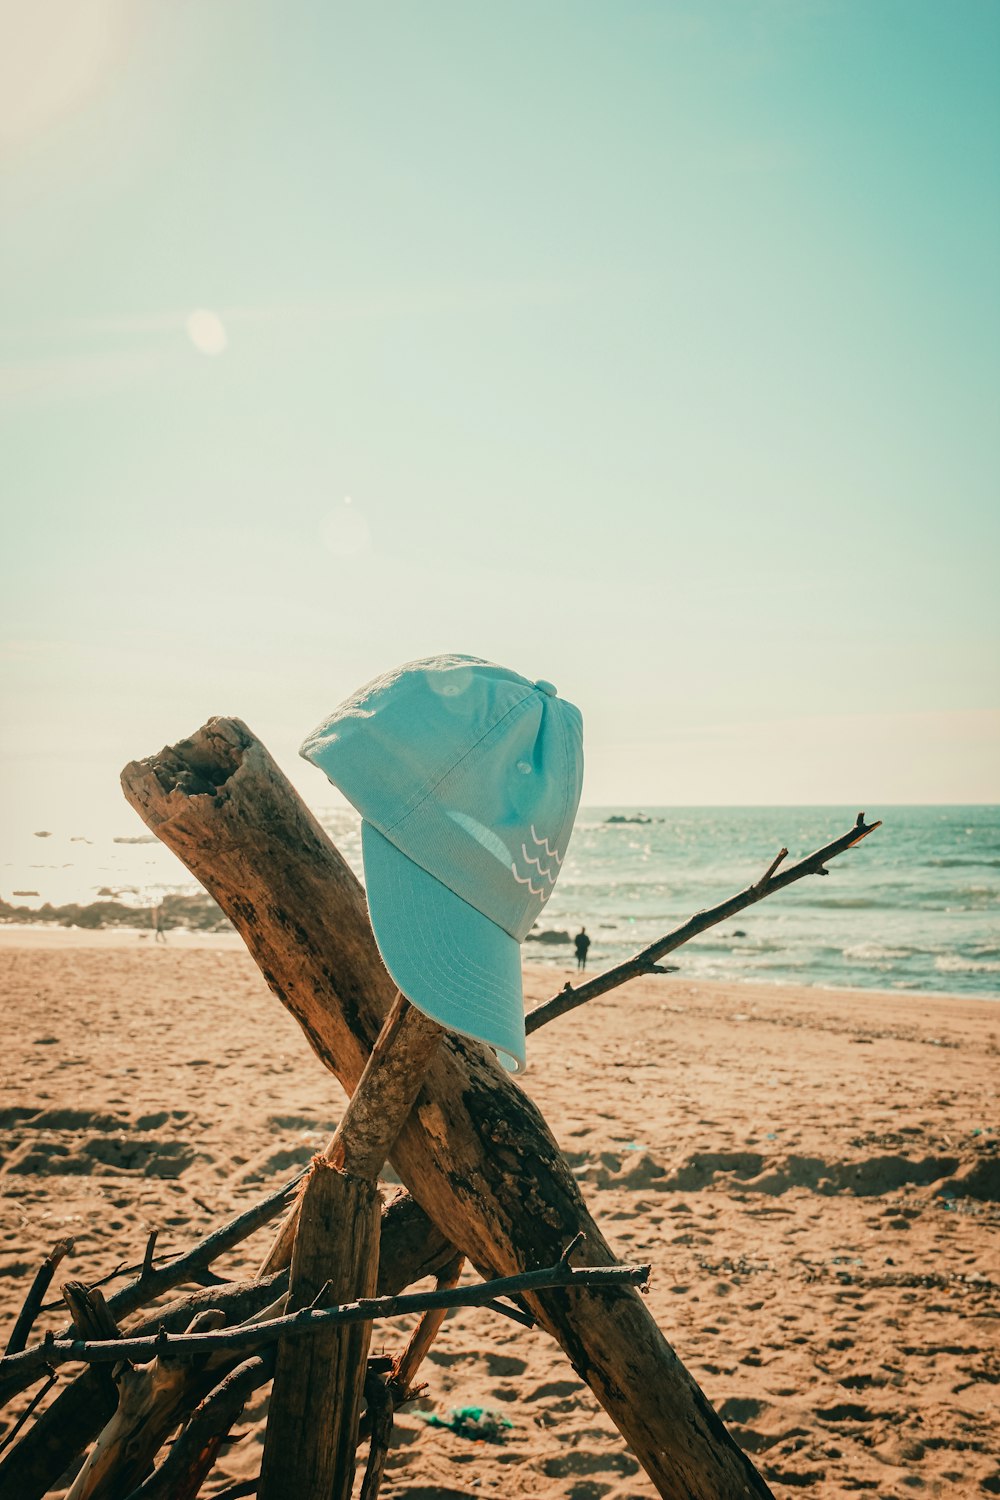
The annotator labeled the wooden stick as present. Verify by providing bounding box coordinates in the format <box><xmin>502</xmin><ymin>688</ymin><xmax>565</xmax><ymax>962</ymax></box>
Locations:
<box><xmin>389</xmin><ymin>1251</ymin><xmax>464</xmax><ymax>1401</ymax></box>
<box><xmin>124</xmin><ymin>1352</ymin><xmax>274</xmax><ymax>1500</ymax></box>
<box><xmin>3</xmin><ymin>1239</ymin><xmax>73</xmax><ymax>1357</ymax></box>
<box><xmin>2</xmin><ymin>1260</ymin><xmax>651</xmax><ymax>1375</ymax></box>
<box><xmin>0</xmin><ymin>1275</ymin><xmax>285</xmax><ymax>1500</ymax></box>
<box><xmin>258</xmin><ymin>1160</ymin><xmax>382</xmax><ymax>1500</ymax></box>
<box><xmin>259</xmin><ymin>994</ymin><xmax>441</xmax><ymax>1500</ymax></box>
<box><xmin>60</xmin><ymin>1280</ymin><xmax>124</xmax><ymax>1415</ymax></box>
<box><xmin>326</xmin><ymin>991</ymin><xmax>444</xmax><ymax>1178</ymax></box>
<box><xmin>526</xmin><ymin>812</ymin><xmax>882</xmax><ymax>1033</ymax></box>
<box><xmin>357</xmin><ymin>1249</ymin><xmax>467</xmax><ymax>1455</ymax></box>
<box><xmin>0</xmin><ymin>1198</ymin><xmax>451</xmax><ymax>1500</ymax></box>
<box><xmin>0</xmin><ymin>1373</ymin><xmax>57</xmax><ymax>1458</ymax></box>
<box><xmin>359</xmin><ymin>1371</ymin><xmax>393</xmax><ymax>1500</ymax></box>
<box><xmin>62</xmin><ymin>1282</ymin><xmax>123</xmax><ymax>1344</ymax></box>
<box><xmin>64</xmin><ymin>1309</ymin><xmax>227</xmax><ymax>1500</ymax></box>
<box><xmin>116</xmin><ymin>715</ymin><xmax>773</xmax><ymax>1499</ymax></box>
<box><xmin>260</xmin><ymin>995</ymin><xmax>441</xmax><ymax>1278</ymax></box>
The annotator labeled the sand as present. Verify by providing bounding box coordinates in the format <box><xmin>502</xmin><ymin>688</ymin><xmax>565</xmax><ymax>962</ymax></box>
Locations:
<box><xmin>0</xmin><ymin>932</ymin><xmax>997</xmax><ymax>1498</ymax></box>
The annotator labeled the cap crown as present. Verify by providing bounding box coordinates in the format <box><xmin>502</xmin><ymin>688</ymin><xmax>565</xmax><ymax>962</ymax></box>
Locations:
<box><xmin>300</xmin><ymin>654</ymin><xmax>583</xmax><ymax>940</ymax></box>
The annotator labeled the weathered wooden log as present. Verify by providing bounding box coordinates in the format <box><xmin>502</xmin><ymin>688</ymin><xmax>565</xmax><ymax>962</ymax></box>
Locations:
<box><xmin>324</xmin><ymin>990</ymin><xmax>444</xmax><ymax>1179</ymax></box>
<box><xmin>119</xmin><ymin>717</ymin><xmax>772</xmax><ymax>1500</ymax></box>
<box><xmin>65</xmin><ymin>1306</ymin><xmax>227</xmax><ymax>1500</ymax></box>
<box><xmin>260</xmin><ymin>992</ymin><xmax>440</xmax><ymax>1498</ymax></box>
<box><xmin>260</xmin><ymin>993</ymin><xmax>440</xmax><ymax>1301</ymax></box>
<box><xmin>0</xmin><ymin>1276</ymin><xmax>283</xmax><ymax>1500</ymax></box>
<box><xmin>0</xmin><ymin>1195</ymin><xmax>450</xmax><ymax>1500</ymax></box>
<box><xmin>127</xmin><ymin>1352</ymin><xmax>274</xmax><ymax>1500</ymax></box>
<box><xmin>258</xmin><ymin>1160</ymin><xmax>380</xmax><ymax>1500</ymax></box>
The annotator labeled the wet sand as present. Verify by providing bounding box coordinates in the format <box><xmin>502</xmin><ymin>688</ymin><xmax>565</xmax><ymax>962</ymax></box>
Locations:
<box><xmin>0</xmin><ymin>934</ymin><xmax>997</xmax><ymax>1497</ymax></box>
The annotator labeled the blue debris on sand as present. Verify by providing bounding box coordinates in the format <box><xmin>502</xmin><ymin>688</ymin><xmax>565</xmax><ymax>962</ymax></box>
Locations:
<box><xmin>421</xmin><ymin>1406</ymin><xmax>513</xmax><ymax>1442</ymax></box>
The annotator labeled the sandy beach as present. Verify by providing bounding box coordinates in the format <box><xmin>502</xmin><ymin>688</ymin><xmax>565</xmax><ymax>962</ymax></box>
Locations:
<box><xmin>0</xmin><ymin>933</ymin><xmax>997</xmax><ymax>1498</ymax></box>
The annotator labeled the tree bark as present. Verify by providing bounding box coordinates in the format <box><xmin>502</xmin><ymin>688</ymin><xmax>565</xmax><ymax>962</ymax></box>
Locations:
<box><xmin>119</xmin><ymin>716</ymin><xmax>772</xmax><ymax>1500</ymax></box>
<box><xmin>259</xmin><ymin>993</ymin><xmax>439</xmax><ymax>1498</ymax></box>
<box><xmin>0</xmin><ymin>1195</ymin><xmax>450</xmax><ymax>1500</ymax></box>
<box><xmin>258</xmin><ymin>1161</ymin><xmax>381</xmax><ymax>1500</ymax></box>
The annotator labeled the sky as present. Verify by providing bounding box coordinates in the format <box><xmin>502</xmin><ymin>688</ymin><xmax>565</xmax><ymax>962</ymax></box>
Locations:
<box><xmin>2</xmin><ymin>0</ymin><xmax>998</xmax><ymax>843</ymax></box>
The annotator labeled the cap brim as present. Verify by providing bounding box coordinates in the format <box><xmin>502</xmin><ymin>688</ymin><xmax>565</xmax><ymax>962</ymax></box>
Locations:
<box><xmin>360</xmin><ymin>821</ymin><xmax>526</xmax><ymax>1073</ymax></box>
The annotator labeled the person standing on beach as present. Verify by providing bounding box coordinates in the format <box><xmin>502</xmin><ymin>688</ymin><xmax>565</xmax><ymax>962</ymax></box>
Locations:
<box><xmin>574</xmin><ymin>926</ymin><xmax>591</xmax><ymax>971</ymax></box>
<box><xmin>152</xmin><ymin>903</ymin><xmax>167</xmax><ymax>943</ymax></box>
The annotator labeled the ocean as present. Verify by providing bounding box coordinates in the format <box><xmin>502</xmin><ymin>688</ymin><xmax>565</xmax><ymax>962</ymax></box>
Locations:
<box><xmin>3</xmin><ymin>805</ymin><xmax>998</xmax><ymax>999</ymax></box>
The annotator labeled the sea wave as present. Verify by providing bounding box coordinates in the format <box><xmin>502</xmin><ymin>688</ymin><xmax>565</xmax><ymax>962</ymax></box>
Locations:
<box><xmin>925</xmin><ymin>857</ymin><xmax>1000</xmax><ymax>869</ymax></box>
<box><xmin>843</xmin><ymin>943</ymin><xmax>917</xmax><ymax>963</ymax></box>
<box><xmin>934</xmin><ymin>954</ymin><xmax>1000</xmax><ymax>975</ymax></box>
<box><xmin>8</xmin><ymin>803</ymin><xmax>1000</xmax><ymax>999</ymax></box>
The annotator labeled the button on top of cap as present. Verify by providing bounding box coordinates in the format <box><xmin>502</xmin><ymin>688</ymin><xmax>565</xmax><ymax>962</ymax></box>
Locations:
<box><xmin>533</xmin><ymin>679</ymin><xmax>557</xmax><ymax>697</ymax></box>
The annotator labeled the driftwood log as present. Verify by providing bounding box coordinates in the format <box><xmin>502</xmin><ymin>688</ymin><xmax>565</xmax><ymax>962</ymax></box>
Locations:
<box><xmin>258</xmin><ymin>1160</ymin><xmax>380</xmax><ymax>1500</ymax></box>
<box><xmin>117</xmin><ymin>716</ymin><xmax>772</xmax><ymax>1500</ymax></box>
<box><xmin>259</xmin><ymin>989</ymin><xmax>442</xmax><ymax>1500</ymax></box>
<box><xmin>0</xmin><ymin>1200</ymin><xmax>450</xmax><ymax>1500</ymax></box>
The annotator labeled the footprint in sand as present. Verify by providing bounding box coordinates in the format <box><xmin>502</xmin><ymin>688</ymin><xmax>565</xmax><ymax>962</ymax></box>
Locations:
<box><xmin>484</xmin><ymin>1352</ymin><xmax>527</xmax><ymax>1378</ymax></box>
<box><xmin>542</xmin><ymin>1450</ymin><xmax>640</xmax><ymax>1479</ymax></box>
<box><xmin>1</xmin><ymin>1106</ymin><xmax>200</xmax><ymax>1178</ymax></box>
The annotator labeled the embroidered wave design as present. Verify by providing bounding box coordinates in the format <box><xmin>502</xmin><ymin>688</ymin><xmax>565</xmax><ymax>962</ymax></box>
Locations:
<box><xmin>511</xmin><ymin>865</ymin><xmax>546</xmax><ymax>898</ymax></box>
<box><xmin>529</xmin><ymin>824</ymin><xmax>562</xmax><ymax>865</ymax></box>
<box><xmin>512</xmin><ymin>825</ymin><xmax>563</xmax><ymax>902</ymax></box>
<box><xmin>520</xmin><ymin>844</ymin><xmax>556</xmax><ymax>881</ymax></box>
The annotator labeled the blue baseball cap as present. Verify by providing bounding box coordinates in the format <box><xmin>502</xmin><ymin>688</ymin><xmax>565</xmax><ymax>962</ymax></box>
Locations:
<box><xmin>300</xmin><ymin>654</ymin><xmax>583</xmax><ymax>1072</ymax></box>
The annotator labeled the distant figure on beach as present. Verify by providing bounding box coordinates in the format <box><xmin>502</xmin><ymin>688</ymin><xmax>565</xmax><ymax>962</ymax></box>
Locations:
<box><xmin>152</xmin><ymin>903</ymin><xmax>167</xmax><ymax>943</ymax></box>
<box><xmin>574</xmin><ymin>927</ymin><xmax>591</xmax><ymax>971</ymax></box>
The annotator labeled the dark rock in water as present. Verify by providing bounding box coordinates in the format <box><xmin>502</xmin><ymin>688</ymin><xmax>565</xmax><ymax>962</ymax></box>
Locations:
<box><xmin>0</xmin><ymin>890</ymin><xmax>232</xmax><ymax>934</ymax></box>
<box><xmin>606</xmin><ymin>813</ymin><xmax>658</xmax><ymax>825</ymax></box>
<box><xmin>525</xmin><ymin>929</ymin><xmax>572</xmax><ymax>945</ymax></box>
<box><xmin>33</xmin><ymin>831</ymin><xmax>53</xmax><ymax>839</ymax></box>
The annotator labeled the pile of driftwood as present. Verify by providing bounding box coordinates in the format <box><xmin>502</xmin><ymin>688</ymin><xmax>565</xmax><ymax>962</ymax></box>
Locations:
<box><xmin>0</xmin><ymin>717</ymin><xmax>879</xmax><ymax>1499</ymax></box>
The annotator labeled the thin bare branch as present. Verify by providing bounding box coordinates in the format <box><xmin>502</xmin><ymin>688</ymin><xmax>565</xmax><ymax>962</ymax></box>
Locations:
<box><xmin>359</xmin><ymin>1370</ymin><xmax>394</xmax><ymax>1500</ymax></box>
<box><xmin>141</xmin><ymin>1231</ymin><xmax>158</xmax><ymax>1280</ymax></box>
<box><xmin>755</xmin><ymin>847</ymin><xmax>789</xmax><ymax>890</ymax></box>
<box><xmin>97</xmin><ymin>1169</ymin><xmax>308</xmax><ymax>1325</ymax></box>
<box><xmin>559</xmin><ymin>1232</ymin><xmax>585</xmax><ymax>1267</ymax></box>
<box><xmin>388</xmin><ymin>1253</ymin><xmax>464</xmax><ymax>1402</ymax></box>
<box><xmin>1</xmin><ymin>1262</ymin><xmax>650</xmax><ymax>1381</ymax></box>
<box><xmin>0</xmin><ymin>1372</ymin><xmax>57</xmax><ymax>1455</ymax></box>
<box><xmin>4</xmin><ymin>1239</ymin><xmax>73</xmax><ymax>1357</ymax></box>
<box><xmin>482</xmin><ymin>1297</ymin><xmax>535</xmax><ymax>1329</ymax></box>
<box><xmin>1</xmin><ymin>1171</ymin><xmax>308</xmax><ymax>1407</ymax></box>
<box><xmin>526</xmin><ymin>812</ymin><xmax>882</xmax><ymax>1034</ymax></box>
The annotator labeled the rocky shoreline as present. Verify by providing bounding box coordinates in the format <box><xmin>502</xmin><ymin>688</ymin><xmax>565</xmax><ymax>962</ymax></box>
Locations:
<box><xmin>0</xmin><ymin>891</ymin><xmax>231</xmax><ymax>933</ymax></box>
